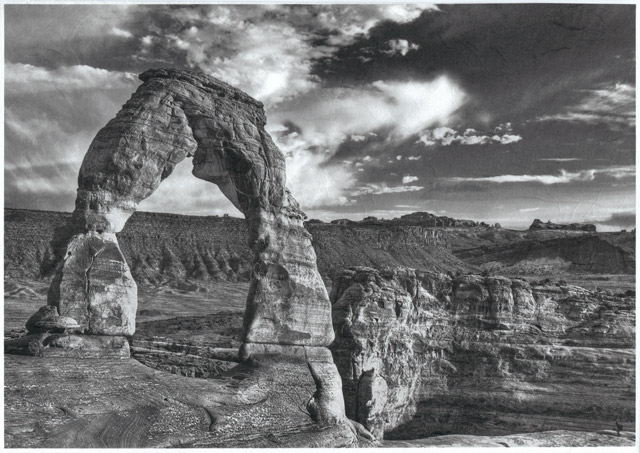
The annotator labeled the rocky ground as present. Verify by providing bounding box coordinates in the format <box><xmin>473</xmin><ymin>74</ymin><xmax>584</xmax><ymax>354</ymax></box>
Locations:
<box><xmin>4</xmin><ymin>208</ymin><xmax>636</xmax><ymax>447</ymax></box>
<box><xmin>384</xmin><ymin>430</ymin><xmax>636</xmax><ymax>447</ymax></box>
<box><xmin>4</xmin><ymin>355</ymin><xmax>358</xmax><ymax>448</ymax></box>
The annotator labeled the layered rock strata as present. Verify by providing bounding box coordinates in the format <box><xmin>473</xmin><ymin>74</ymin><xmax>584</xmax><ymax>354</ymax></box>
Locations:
<box><xmin>5</xmin><ymin>208</ymin><xmax>634</xmax><ymax>286</ymax></box>
<box><xmin>530</xmin><ymin>218</ymin><xmax>597</xmax><ymax>232</ymax></box>
<box><xmin>330</xmin><ymin>267</ymin><xmax>635</xmax><ymax>440</ymax></box>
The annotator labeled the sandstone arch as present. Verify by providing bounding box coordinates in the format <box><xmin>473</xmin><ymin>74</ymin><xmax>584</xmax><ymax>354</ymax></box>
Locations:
<box><xmin>29</xmin><ymin>69</ymin><xmax>335</xmax><ymax>360</ymax></box>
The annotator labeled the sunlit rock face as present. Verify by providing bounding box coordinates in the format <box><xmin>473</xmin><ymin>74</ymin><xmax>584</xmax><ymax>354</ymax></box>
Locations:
<box><xmin>48</xmin><ymin>232</ymin><xmax>137</xmax><ymax>335</ymax></box>
<box><xmin>330</xmin><ymin>267</ymin><xmax>635</xmax><ymax>440</ymax></box>
<box><xmin>44</xmin><ymin>68</ymin><xmax>333</xmax><ymax>351</ymax></box>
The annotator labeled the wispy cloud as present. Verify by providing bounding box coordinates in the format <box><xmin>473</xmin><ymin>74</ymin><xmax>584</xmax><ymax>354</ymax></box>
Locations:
<box><xmin>539</xmin><ymin>158</ymin><xmax>582</xmax><ymax>162</ymax></box>
<box><xmin>537</xmin><ymin>83</ymin><xmax>635</xmax><ymax>127</ymax></box>
<box><xmin>110</xmin><ymin>27</ymin><xmax>134</xmax><ymax>39</ymax></box>
<box><xmin>352</xmin><ymin>183</ymin><xmax>424</xmax><ymax>196</ymax></box>
<box><xmin>268</xmin><ymin>76</ymin><xmax>465</xmax><ymax>208</ymax></box>
<box><xmin>5</xmin><ymin>63</ymin><xmax>138</xmax><ymax>93</ymax></box>
<box><xmin>446</xmin><ymin>165</ymin><xmax>635</xmax><ymax>185</ymax></box>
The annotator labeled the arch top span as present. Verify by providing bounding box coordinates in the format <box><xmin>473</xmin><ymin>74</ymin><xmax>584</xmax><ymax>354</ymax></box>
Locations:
<box><xmin>38</xmin><ymin>68</ymin><xmax>335</xmax><ymax>356</ymax></box>
<box><xmin>74</xmin><ymin>67</ymin><xmax>293</xmax><ymax>234</ymax></box>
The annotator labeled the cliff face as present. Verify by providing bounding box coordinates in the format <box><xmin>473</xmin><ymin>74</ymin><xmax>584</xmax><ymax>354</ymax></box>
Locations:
<box><xmin>456</xmin><ymin>233</ymin><xmax>635</xmax><ymax>275</ymax></box>
<box><xmin>4</xmin><ymin>209</ymin><xmax>474</xmax><ymax>285</ymax></box>
<box><xmin>5</xmin><ymin>209</ymin><xmax>251</xmax><ymax>285</ymax></box>
<box><xmin>8</xmin><ymin>209</ymin><xmax>635</xmax><ymax>289</ymax></box>
<box><xmin>444</xmin><ymin>227</ymin><xmax>635</xmax><ymax>276</ymax></box>
<box><xmin>308</xmin><ymin>223</ymin><xmax>472</xmax><ymax>279</ymax></box>
<box><xmin>330</xmin><ymin>267</ymin><xmax>635</xmax><ymax>440</ymax></box>
<box><xmin>530</xmin><ymin>218</ymin><xmax>597</xmax><ymax>232</ymax></box>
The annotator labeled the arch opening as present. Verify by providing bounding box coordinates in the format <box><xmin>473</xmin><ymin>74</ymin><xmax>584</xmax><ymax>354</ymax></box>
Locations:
<box><xmin>137</xmin><ymin>154</ymin><xmax>243</xmax><ymax>218</ymax></box>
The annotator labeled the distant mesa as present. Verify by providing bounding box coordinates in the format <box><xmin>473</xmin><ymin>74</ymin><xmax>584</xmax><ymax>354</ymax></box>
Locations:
<box><xmin>330</xmin><ymin>218</ymin><xmax>355</xmax><ymax>225</ymax></box>
<box><xmin>399</xmin><ymin>211</ymin><xmax>482</xmax><ymax>227</ymax></box>
<box><xmin>530</xmin><ymin>218</ymin><xmax>596</xmax><ymax>232</ymax></box>
<box><xmin>326</xmin><ymin>212</ymin><xmax>487</xmax><ymax>228</ymax></box>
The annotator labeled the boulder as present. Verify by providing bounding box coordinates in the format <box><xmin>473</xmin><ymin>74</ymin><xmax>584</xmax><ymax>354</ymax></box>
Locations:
<box><xmin>26</xmin><ymin>305</ymin><xmax>59</xmax><ymax>333</ymax></box>
<box><xmin>33</xmin><ymin>316</ymin><xmax>80</xmax><ymax>333</ymax></box>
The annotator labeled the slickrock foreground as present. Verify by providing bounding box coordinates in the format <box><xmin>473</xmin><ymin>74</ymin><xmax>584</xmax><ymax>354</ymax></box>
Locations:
<box><xmin>384</xmin><ymin>430</ymin><xmax>635</xmax><ymax>447</ymax></box>
<box><xmin>4</xmin><ymin>355</ymin><xmax>358</xmax><ymax>448</ymax></box>
<box><xmin>330</xmin><ymin>267</ymin><xmax>635</xmax><ymax>440</ymax></box>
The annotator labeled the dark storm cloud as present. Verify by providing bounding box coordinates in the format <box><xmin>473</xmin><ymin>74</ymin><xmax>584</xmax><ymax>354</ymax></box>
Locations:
<box><xmin>595</xmin><ymin>212</ymin><xmax>636</xmax><ymax>229</ymax></box>
<box><xmin>314</xmin><ymin>4</ymin><xmax>635</xmax><ymax>125</ymax></box>
<box><xmin>5</xmin><ymin>5</ymin><xmax>199</xmax><ymax>72</ymax></box>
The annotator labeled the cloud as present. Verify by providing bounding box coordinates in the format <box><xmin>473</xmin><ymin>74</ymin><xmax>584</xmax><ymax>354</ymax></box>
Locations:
<box><xmin>519</xmin><ymin>207</ymin><xmax>540</xmax><ymax>213</ymax></box>
<box><xmin>270</xmin><ymin>127</ymin><xmax>353</xmax><ymax>209</ymax></box>
<box><xmin>118</xmin><ymin>4</ymin><xmax>439</xmax><ymax>105</ymax></box>
<box><xmin>417</xmin><ymin>126</ymin><xmax>522</xmax><ymax>146</ymax></box>
<box><xmin>175</xmin><ymin>17</ymin><xmax>321</xmax><ymax>105</ymax></box>
<box><xmin>4</xmin><ymin>5</ymin><xmax>456</xmax><ymax>216</ymax></box>
<box><xmin>5</xmin><ymin>63</ymin><xmax>139</xmax><ymax>93</ymax></box>
<box><xmin>383</xmin><ymin>39</ymin><xmax>420</xmax><ymax>56</ymax></box>
<box><xmin>273</xmin><ymin>76</ymin><xmax>466</xmax><ymax>150</ymax></box>
<box><xmin>446</xmin><ymin>165</ymin><xmax>635</xmax><ymax>185</ymax></box>
<box><xmin>313</xmin><ymin>4</ymin><xmax>438</xmax><ymax>46</ymax></box>
<box><xmin>595</xmin><ymin>211</ymin><xmax>636</xmax><ymax>229</ymax></box>
<box><xmin>265</xmin><ymin>75</ymin><xmax>465</xmax><ymax>208</ymax></box>
<box><xmin>539</xmin><ymin>158</ymin><xmax>582</xmax><ymax>162</ymax></box>
<box><xmin>4</xmin><ymin>63</ymin><xmax>154</xmax><ymax>214</ymax></box>
<box><xmin>5</xmin><ymin>63</ymin><xmax>141</xmax><ymax>164</ymax></box>
<box><xmin>375</xmin><ymin>4</ymin><xmax>438</xmax><ymax>23</ymax></box>
<box><xmin>353</xmin><ymin>184</ymin><xmax>424</xmax><ymax>196</ymax></box>
<box><xmin>537</xmin><ymin>83</ymin><xmax>635</xmax><ymax>126</ymax></box>
<box><xmin>402</xmin><ymin>176</ymin><xmax>419</xmax><ymax>184</ymax></box>
<box><xmin>495</xmin><ymin>134</ymin><xmax>522</xmax><ymax>144</ymax></box>
<box><xmin>110</xmin><ymin>27</ymin><xmax>134</xmax><ymax>39</ymax></box>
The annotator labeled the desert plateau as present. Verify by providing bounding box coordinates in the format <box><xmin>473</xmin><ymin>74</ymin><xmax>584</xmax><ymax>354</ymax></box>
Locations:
<box><xmin>4</xmin><ymin>3</ymin><xmax>636</xmax><ymax>449</ymax></box>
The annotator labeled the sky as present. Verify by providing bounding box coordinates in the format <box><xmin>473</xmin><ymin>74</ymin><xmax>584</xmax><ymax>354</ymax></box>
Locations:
<box><xmin>4</xmin><ymin>3</ymin><xmax>636</xmax><ymax>231</ymax></box>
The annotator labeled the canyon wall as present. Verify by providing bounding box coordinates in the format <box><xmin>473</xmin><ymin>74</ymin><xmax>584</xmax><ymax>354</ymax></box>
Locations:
<box><xmin>7</xmin><ymin>209</ymin><xmax>634</xmax><ymax>287</ymax></box>
<box><xmin>329</xmin><ymin>267</ymin><xmax>635</xmax><ymax>440</ymax></box>
<box><xmin>5</xmin><ymin>209</ymin><xmax>472</xmax><ymax>284</ymax></box>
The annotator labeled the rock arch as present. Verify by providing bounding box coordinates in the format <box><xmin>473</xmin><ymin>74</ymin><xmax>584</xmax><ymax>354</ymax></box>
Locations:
<box><xmin>25</xmin><ymin>69</ymin><xmax>335</xmax><ymax>360</ymax></box>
